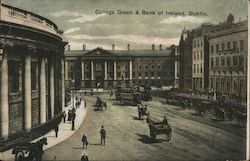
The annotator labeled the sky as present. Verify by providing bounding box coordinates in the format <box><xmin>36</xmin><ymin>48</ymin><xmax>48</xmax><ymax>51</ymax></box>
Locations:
<box><xmin>2</xmin><ymin>0</ymin><xmax>248</xmax><ymax>50</ymax></box>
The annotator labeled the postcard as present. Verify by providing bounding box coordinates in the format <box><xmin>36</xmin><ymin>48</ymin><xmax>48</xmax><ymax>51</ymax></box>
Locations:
<box><xmin>0</xmin><ymin>0</ymin><xmax>248</xmax><ymax>160</ymax></box>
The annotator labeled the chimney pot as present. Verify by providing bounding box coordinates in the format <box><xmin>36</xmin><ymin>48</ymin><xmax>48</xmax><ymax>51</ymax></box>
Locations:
<box><xmin>112</xmin><ymin>44</ymin><xmax>115</xmax><ymax>50</ymax></box>
<box><xmin>128</xmin><ymin>44</ymin><xmax>130</xmax><ymax>51</ymax></box>
<box><xmin>152</xmin><ymin>44</ymin><xmax>155</xmax><ymax>50</ymax></box>
<box><xmin>82</xmin><ymin>44</ymin><xmax>86</xmax><ymax>50</ymax></box>
<box><xmin>159</xmin><ymin>44</ymin><xmax>162</xmax><ymax>50</ymax></box>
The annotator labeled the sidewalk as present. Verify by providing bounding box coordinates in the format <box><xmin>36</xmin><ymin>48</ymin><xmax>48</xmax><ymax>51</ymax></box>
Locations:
<box><xmin>0</xmin><ymin>98</ymin><xmax>87</xmax><ymax>161</ymax></box>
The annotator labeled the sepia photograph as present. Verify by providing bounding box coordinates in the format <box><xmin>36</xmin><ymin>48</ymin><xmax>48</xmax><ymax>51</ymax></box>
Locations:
<box><xmin>0</xmin><ymin>0</ymin><xmax>249</xmax><ymax>160</ymax></box>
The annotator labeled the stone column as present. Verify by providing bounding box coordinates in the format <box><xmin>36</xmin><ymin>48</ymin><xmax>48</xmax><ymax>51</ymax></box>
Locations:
<box><xmin>24</xmin><ymin>55</ymin><xmax>32</xmax><ymax>131</ymax></box>
<box><xmin>91</xmin><ymin>61</ymin><xmax>94</xmax><ymax>80</ymax></box>
<box><xmin>114</xmin><ymin>61</ymin><xmax>117</xmax><ymax>80</ymax></box>
<box><xmin>49</xmin><ymin>59</ymin><xmax>55</xmax><ymax>118</ymax></box>
<box><xmin>39</xmin><ymin>57</ymin><xmax>46</xmax><ymax>123</ymax></box>
<box><xmin>61</xmin><ymin>58</ymin><xmax>65</xmax><ymax>109</ymax></box>
<box><xmin>81</xmin><ymin>61</ymin><xmax>85</xmax><ymax>80</ymax></box>
<box><xmin>104</xmin><ymin>61</ymin><xmax>107</xmax><ymax>80</ymax></box>
<box><xmin>129</xmin><ymin>60</ymin><xmax>132</xmax><ymax>79</ymax></box>
<box><xmin>0</xmin><ymin>49</ymin><xmax>9</xmax><ymax>137</ymax></box>
<box><xmin>65</xmin><ymin>61</ymin><xmax>68</xmax><ymax>80</ymax></box>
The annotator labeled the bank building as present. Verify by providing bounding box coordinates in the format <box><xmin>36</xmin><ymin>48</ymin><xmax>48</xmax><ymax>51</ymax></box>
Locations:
<box><xmin>64</xmin><ymin>44</ymin><xmax>178</xmax><ymax>91</ymax></box>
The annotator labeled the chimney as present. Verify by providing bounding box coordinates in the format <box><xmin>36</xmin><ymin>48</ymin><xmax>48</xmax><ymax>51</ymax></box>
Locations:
<box><xmin>68</xmin><ymin>44</ymin><xmax>71</xmax><ymax>51</ymax></box>
<box><xmin>152</xmin><ymin>44</ymin><xmax>155</xmax><ymax>50</ymax></box>
<box><xmin>82</xmin><ymin>44</ymin><xmax>86</xmax><ymax>50</ymax></box>
<box><xmin>127</xmin><ymin>44</ymin><xmax>130</xmax><ymax>51</ymax></box>
<box><xmin>159</xmin><ymin>44</ymin><xmax>162</xmax><ymax>50</ymax></box>
<box><xmin>112</xmin><ymin>44</ymin><xmax>115</xmax><ymax>50</ymax></box>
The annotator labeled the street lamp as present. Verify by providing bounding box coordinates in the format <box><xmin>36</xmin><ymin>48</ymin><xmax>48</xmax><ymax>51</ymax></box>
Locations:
<box><xmin>71</xmin><ymin>79</ymin><xmax>75</xmax><ymax>108</ymax></box>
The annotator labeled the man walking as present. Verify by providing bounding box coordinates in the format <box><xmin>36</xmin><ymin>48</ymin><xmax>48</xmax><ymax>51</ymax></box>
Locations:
<box><xmin>81</xmin><ymin>133</ymin><xmax>88</xmax><ymax>149</ymax></box>
<box><xmin>71</xmin><ymin>112</ymin><xmax>76</xmax><ymax>130</ymax></box>
<box><xmin>100</xmin><ymin>125</ymin><xmax>106</xmax><ymax>145</ymax></box>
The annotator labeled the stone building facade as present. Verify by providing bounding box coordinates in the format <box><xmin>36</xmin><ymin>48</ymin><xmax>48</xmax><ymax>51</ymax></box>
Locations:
<box><xmin>0</xmin><ymin>2</ymin><xmax>66</xmax><ymax>139</ymax></box>
<box><xmin>179</xmin><ymin>29</ymin><xmax>193</xmax><ymax>90</ymax></box>
<box><xmin>207</xmin><ymin>14</ymin><xmax>247</xmax><ymax>100</ymax></box>
<box><xmin>64</xmin><ymin>44</ymin><xmax>176</xmax><ymax>90</ymax></box>
<box><xmin>192</xmin><ymin>23</ymin><xmax>213</xmax><ymax>91</ymax></box>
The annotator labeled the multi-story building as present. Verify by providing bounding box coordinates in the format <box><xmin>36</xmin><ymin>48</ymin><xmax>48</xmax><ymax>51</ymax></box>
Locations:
<box><xmin>207</xmin><ymin>14</ymin><xmax>247</xmax><ymax>100</ymax></box>
<box><xmin>0</xmin><ymin>1</ymin><xmax>66</xmax><ymax>146</ymax></box>
<box><xmin>192</xmin><ymin>23</ymin><xmax>213</xmax><ymax>91</ymax></box>
<box><xmin>64</xmin><ymin>44</ymin><xmax>176</xmax><ymax>90</ymax></box>
<box><xmin>179</xmin><ymin>28</ymin><xmax>193</xmax><ymax>90</ymax></box>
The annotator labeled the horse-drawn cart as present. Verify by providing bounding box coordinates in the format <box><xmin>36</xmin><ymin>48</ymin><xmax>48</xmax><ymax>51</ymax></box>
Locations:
<box><xmin>96</xmin><ymin>97</ymin><xmax>107</xmax><ymax>110</ymax></box>
<box><xmin>148</xmin><ymin>119</ymin><xmax>172</xmax><ymax>141</ymax></box>
<box><xmin>137</xmin><ymin>104</ymin><xmax>149</xmax><ymax>120</ymax></box>
<box><xmin>12</xmin><ymin>138</ymin><xmax>47</xmax><ymax>161</ymax></box>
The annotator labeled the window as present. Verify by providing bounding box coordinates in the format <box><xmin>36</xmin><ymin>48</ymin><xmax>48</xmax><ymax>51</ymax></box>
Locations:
<box><xmin>211</xmin><ymin>58</ymin><xmax>214</xmax><ymax>67</ymax></box>
<box><xmin>194</xmin><ymin>51</ymin><xmax>196</xmax><ymax>60</ymax></box>
<box><xmin>145</xmin><ymin>65</ymin><xmax>148</xmax><ymax>69</ymax></box>
<box><xmin>193</xmin><ymin>41</ymin><xmax>196</xmax><ymax>48</ymax></box>
<box><xmin>211</xmin><ymin>45</ymin><xmax>214</xmax><ymax>54</ymax></box>
<box><xmin>145</xmin><ymin>60</ymin><xmax>148</xmax><ymax>63</ymax></box>
<box><xmin>201</xmin><ymin>41</ymin><xmax>203</xmax><ymax>47</ymax></box>
<box><xmin>151</xmin><ymin>72</ymin><xmax>154</xmax><ymax>76</ymax></box>
<box><xmin>200</xmin><ymin>65</ymin><xmax>203</xmax><ymax>73</ymax></box>
<box><xmin>233</xmin><ymin>41</ymin><xmax>237</xmax><ymax>49</ymax></box>
<box><xmin>145</xmin><ymin>72</ymin><xmax>148</xmax><ymax>76</ymax></box>
<box><xmin>226</xmin><ymin>57</ymin><xmax>231</xmax><ymax>66</ymax></box>
<box><xmin>221</xmin><ymin>43</ymin><xmax>225</xmax><ymax>50</ymax></box>
<box><xmin>233</xmin><ymin>56</ymin><xmax>238</xmax><ymax>66</ymax></box>
<box><xmin>139</xmin><ymin>72</ymin><xmax>141</xmax><ymax>76</ymax></box>
<box><xmin>216</xmin><ymin>58</ymin><xmax>219</xmax><ymax>66</ymax></box>
<box><xmin>8</xmin><ymin>61</ymin><xmax>20</xmax><ymax>93</ymax></box>
<box><xmin>216</xmin><ymin>44</ymin><xmax>219</xmax><ymax>52</ymax></box>
<box><xmin>227</xmin><ymin>42</ymin><xmax>231</xmax><ymax>49</ymax></box>
<box><xmin>151</xmin><ymin>65</ymin><xmax>154</xmax><ymax>69</ymax></box>
<box><xmin>200</xmin><ymin>51</ymin><xmax>203</xmax><ymax>59</ymax></box>
<box><xmin>85</xmin><ymin>65</ymin><xmax>89</xmax><ymax>70</ymax></box>
<box><xmin>158</xmin><ymin>65</ymin><xmax>161</xmax><ymax>69</ymax></box>
<box><xmin>240</xmin><ymin>40</ymin><xmax>244</xmax><ymax>51</ymax></box>
<box><xmin>197</xmin><ymin>64</ymin><xmax>199</xmax><ymax>73</ymax></box>
<box><xmin>197</xmin><ymin>52</ymin><xmax>199</xmax><ymax>60</ymax></box>
<box><xmin>139</xmin><ymin>66</ymin><xmax>142</xmax><ymax>70</ymax></box>
<box><xmin>239</xmin><ymin>55</ymin><xmax>244</xmax><ymax>67</ymax></box>
<box><xmin>132</xmin><ymin>72</ymin><xmax>135</xmax><ymax>77</ymax></box>
<box><xmin>194</xmin><ymin>64</ymin><xmax>196</xmax><ymax>73</ymax></box>
<box><xmin>197</xmin><ymin>42</ymin><xmax>199</xmax><ymax>48</ymax></box>
<box><xmin>31</xmin><ymin>62</ymin><xmax>37</xmax><ymax>90</ymax></box>
<box><xmin>221</xmin><ymin>57</ymin><xmax>225</xmax><ymax>66</ymax></box>
<box><xmin>117</xmin><ymin>72</ymin><xmax>121</xmax><ymax>77</ymax></box>
<box><xmin>125</xmin><ymin>65</ymin><xmax>128</xmax><ymax>69</ymax></box>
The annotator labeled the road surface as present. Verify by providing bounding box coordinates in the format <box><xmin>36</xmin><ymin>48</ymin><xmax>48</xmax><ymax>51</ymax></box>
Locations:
<box><xmin>44</xmin><ymin>93</ymin><xmax>245</xmax><ymax>161</ymax></box>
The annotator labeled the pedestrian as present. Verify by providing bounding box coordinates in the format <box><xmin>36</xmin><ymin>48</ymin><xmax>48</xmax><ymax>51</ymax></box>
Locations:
<box><xmin>81</xmin><ymin>133</ymin><xmax>88</xmax><ymax>149</ymax></box>
<box><xmin>162</xmin><ymin>116</ymin><xmax>169</xmax><ymax>127</ymax></box>
<box><xmin>54</xmin><ymin>125</ymin><xmax>59</xmax><ymax>138</ymax></box>
<box><xmin>100</xmin><ymin>125</ymin><xmax>106</xmax><ymax>145</ymax></box>
<box><xmin>67</xmin><ymin>109</ymin><xmax>71</xmax><ymax>121</ymax></box>
<box><xmin>63</xmin><ymin>111</ymin><xmax>66</xmax><ymax>123</ymax></box>
<box><xmin>71</xmin><ymin>112</ymin><xmax>76</xmax><ymax>130</ymax></box>
<box><xmin>84</xmin><ymin>101</ymin><xmax>87</xmax><ymax>109</ymax></box>
<box><xmin>81</xmin><ymin>152</ymin><xmax>89</xmax><ymax>161</ymax></box>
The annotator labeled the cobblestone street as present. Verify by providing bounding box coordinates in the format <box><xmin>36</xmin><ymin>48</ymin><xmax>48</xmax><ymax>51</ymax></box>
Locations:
<box><xmin>44</xmin><ymin>93</ymin><xmax>245</xmax><ymax>161</ymax></box>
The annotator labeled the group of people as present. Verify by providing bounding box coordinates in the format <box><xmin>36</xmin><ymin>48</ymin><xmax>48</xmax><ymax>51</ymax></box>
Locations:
<box><xmin>80</xmin><ymin>125</ymin><xmax>106</xmax><ymax>161</ymax></box>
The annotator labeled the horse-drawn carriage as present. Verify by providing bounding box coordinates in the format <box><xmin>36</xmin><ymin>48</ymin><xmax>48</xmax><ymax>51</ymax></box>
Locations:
<box><xmin>12</xmin><ymin>138</ymin><xmax>47</xmax><ymax>161</ymax></box>
<box><xmin>137</xmin><ymin>104</ymin><xmax>150</xmax><ymax>120</ymax></box>
<box><xmin>95</xmin><ymin>97</ymin><xmax>107</xmax><ymax>110</ymax></box>
<box><xmin>147</xmin><ymin>119</ymin><xmax>172</xmax><ymax>141</ymax></box>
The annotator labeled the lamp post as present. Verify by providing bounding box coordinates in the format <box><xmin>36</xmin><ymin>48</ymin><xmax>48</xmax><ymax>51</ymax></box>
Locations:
<box><xmin>71</xmin><ymin>79</ymin><xmax>75</xmax><ymax>108</ymax></box>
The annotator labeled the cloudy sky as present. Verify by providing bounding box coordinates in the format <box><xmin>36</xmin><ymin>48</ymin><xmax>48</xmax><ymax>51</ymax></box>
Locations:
<box><xmin>3</xmin><ymin>0</ymin><xmax>247</xmax><ymax>50</ymax></box>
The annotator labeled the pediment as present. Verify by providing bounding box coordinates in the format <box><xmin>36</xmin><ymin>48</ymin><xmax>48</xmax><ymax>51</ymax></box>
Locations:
<box><xmin>84</xmin><ymin>47</ymin><xmax>113</xmax><ymax>56</ymax></box>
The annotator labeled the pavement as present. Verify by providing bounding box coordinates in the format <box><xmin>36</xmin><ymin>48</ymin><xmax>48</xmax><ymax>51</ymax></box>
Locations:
<box><xmin>0</xmin><ymin>98</ymin><xmax>87</xmax><ymax>161</ymax></box>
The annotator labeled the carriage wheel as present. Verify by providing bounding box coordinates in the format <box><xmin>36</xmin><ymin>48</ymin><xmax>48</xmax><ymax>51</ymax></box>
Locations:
<box><xmin>166</xmin><ymin>133</ymin><xmax>172</xmax><ymax>141</ymax></box>
<box><xmin>15</xmin><ymin>151</ymin><xmax>25</xmax><ymax>161</ymax></box>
